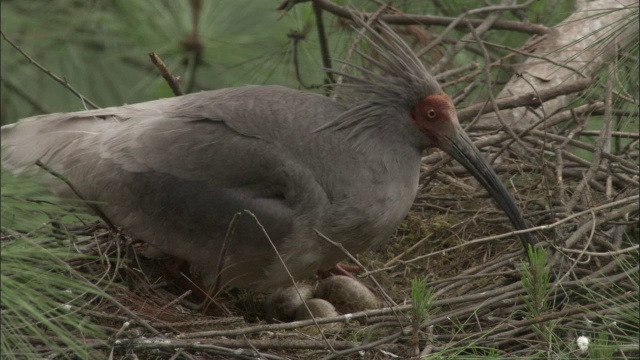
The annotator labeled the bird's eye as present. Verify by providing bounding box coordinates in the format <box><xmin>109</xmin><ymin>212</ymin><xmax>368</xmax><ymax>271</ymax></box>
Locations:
<box><xmin>426</xmin><ymin>109</ymin><xmax>437</xmax><ymax>119</ymax></box>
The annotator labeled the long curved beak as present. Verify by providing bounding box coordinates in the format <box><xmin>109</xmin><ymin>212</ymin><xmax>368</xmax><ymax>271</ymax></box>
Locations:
<box><xmin>442</xmin><ymin>123</ymin><xmax>535</xmax><ymax>255</ymax></box>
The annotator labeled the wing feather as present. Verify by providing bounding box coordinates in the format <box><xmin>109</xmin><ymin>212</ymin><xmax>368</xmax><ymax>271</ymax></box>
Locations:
<box><xmin>1</xmin><ymin>86</ymin><xmax>339</xmax><ymax>289</ymax></box>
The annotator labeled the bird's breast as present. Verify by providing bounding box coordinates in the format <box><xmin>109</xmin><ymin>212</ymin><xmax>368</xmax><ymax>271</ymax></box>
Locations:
<box><xmin>323</xmin><ymin>152</ymin><xmax>422</xmax><ymax>254</ymax></box>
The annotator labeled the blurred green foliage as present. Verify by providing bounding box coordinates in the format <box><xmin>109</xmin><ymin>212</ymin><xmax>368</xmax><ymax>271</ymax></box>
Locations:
<box><xmin>1</xmin><ymin>0</ymin><xmax>584</xmax><ymax>124</ymax></box>
<box><xmin>1</xmin><ymin>169</ymin><xmax>108</xmax><ymax>359</ymax></box>
<box><xmin>1</xmin><ymin>0</ymin><xmax>324</xmax><ymax>122</ymax></box>
<box><xmin>1</xmin><ymin>1</ymin><xmax>638</xmax><ymax>358</ymax></box>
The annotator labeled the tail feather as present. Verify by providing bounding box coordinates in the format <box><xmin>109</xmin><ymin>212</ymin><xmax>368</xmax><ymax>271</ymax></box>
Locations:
<box><xmin>2</xmin><ymin>112</ymin><xmax>114</xmax><ymax>174</ymax></box>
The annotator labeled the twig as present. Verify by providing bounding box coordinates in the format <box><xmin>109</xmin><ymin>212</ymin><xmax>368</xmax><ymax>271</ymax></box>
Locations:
<box><xmin>578</xmin><ymin>130</ymin><xmax>640</xmax><ymax>139</ymax></box>
<box><xmin>314</xmin><ymin>229</ymin><xmax>400</xmax><ymax>310</ymax></box>
<box><xmin>462</xmin><ymin>38</ymin><xmax>587</xmax><ymax>78</ymax></box>
<box><xmin>431</xmin><ymin>252</ymin><xmax>522</xmax><ymax>295</ymax></box>
<box><xmin>331</xmin><ymin>4</ymin><xmax>388</xmax><ymax>98</ymax></box>
<box><xmin>554</xmin><ymin>210</ymin><xmax>597</xmax><ymax>286</ymax></box>
<box><xmin>319</xmin><ymin>330</ymin><xmax>405</xmax><ymax>360</ymax></box>
<box><xmin>34</xmin><ymin>239</ymin><xmax>173</xmax><ymax>345</ymax></box>
<box><xmin>178</xmin><ymin>305</ymin><xmax>411</xmax><ymax>339</ymax></box>
<box><xmin>453</xmin><ymin>77</ymin><xmax>481</xmax><ymax>105</ymax></box>
<box><xmin>524</xmin><ymin>136</ymin><xmax>638</xmax><ymax>187</ymax></box>
<box><xmin>212</xmin><ymin>212</ymin><xmax>241</xmax><ymax>297</ymax></box>
<box><xmin>466</xmin><ymin>19</ymin><xmax>534</xmax><ymax>157</ymax></box>
<box><xmin>559</xmin><ymin>202</ymin><xmax>638</xmax><ymax>252</ymax></box>
<box><xmin>244</xmin><ymin>210</ymin><xmax>336</xmax><ymax>353</ymax></box>
<box><xmin>149</xmin><ymin>52</ymin><xmax>184</xmax><ymax>96</ymax></box>
<box><xmin>488</xmin><ymin>72</ymin><xmax>549</xmax><ymax>166</ymax></box>
<box><xmin>34</xmin><ymin>161</ymin><xmax>119</xmax><ymax>234</ymax></box>
<box><xmin>288</xmin><ymin>30</ymin><xmax>316</xmax><ymax>90</ymax></box>
<box><xmin>528</xmin><ymin>130</ymin><xmax>638</xmax><ymax>173</ymax></box>
<box><xmin>154</xmin><ymin>290</ymin><xmax>193</xmax><ymax>317</ymax></box>
<box><xmin>456</xmin><ymin>77</ymin><xmax>593</xmax><ymax>122</ymax></box>
<box><xmin>403</xmin><ymin>195</ymin><xmax>640</xmax><ymax>261</ymax></box>
<box><xmin>435</xmin><ymin>62</ymin><xmax>479</xmax><ymax>81</ymax></box>
<box><xmin>109</xmin><ymin>320</ymin><xmax>131</xmax><ymax>355</ymax></box>
<box><xmin>310</xmin><ymin>0</ymin><xmax>548</xmax><ymax>35</ymax></box>
<box><xmin>430</xmin><ymin>2</ymin><xmax>504</xmax><ymax>74</ymax></box>
<box><xmin>117</xmin><ymin>337</ymin><xmax>381</xmax><ymax>352</ymax></box>
<box><xmin>312</xmin><ymin>1</ymin><xmax>334</xmax><ymax>88</ymax></box>
<box><xmin>565</xmin><ymin>65</ymin><xmax>615</xmax><ymax>212</ymax></box>
<box><xmin>384</xmin><ymin>234</ymin><xmax>432</xmax><ymax>267</ymax></box>
<box><xmin>1</xmin><ymin>31</ymin><xmax>99</xmax><ymax>109</ymax></box>
<box><xmin>555</xmin><ymin>244</ymin><xmax>639</xmax><ymax>257</ymax></box>
<box><xmin>114</xmin><ymin>338</ymin><xmax>273</xmax><ymax>359</ymax></box>
<box><xmin>415</xmin><ymin>4</ymin><xmax>484</xmax><ymax>60</ymax></box>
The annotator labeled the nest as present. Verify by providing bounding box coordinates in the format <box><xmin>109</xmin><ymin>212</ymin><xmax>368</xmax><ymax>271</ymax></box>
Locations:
<box><xmin>8</xmin><ymin>114</ymin><xmax>636</xmax><ymax>358</ymax></box>
<box><xmin>2</xmin><ymin>2</ymin><xmax>638</xmax><ymax>359</ymax></box>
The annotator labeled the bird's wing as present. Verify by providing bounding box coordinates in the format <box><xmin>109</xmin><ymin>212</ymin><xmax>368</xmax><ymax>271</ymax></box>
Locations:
<box><xmin>1</xmin><ymin>89</ymin><xmax>332</xmax><ymax>287</ymax></box>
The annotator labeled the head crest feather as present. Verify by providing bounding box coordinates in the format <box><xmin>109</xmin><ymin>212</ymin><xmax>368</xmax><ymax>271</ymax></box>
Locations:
<box><xmin>317</xmin><ymin>16</ymin><xmax>442</xmax><ymax>136</ymax></box>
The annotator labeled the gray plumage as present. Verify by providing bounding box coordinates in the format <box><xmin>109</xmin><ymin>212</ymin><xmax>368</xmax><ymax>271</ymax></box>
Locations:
<box><xmin>1</xmin><ymin>21</ymin><xmax>533</xmax><ymax>291</ymax></box>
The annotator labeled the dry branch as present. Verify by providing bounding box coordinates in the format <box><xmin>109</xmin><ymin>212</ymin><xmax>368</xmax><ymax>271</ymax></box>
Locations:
<box><xmin>149</xmin><ymin>52</ymin><xmax>184</xmax><ymax>96</ymax></box>
<box><xmin>477</xmin><ymin>0</ymin><xmax>638</xmax><ymax>128</ymax></box>
<box><xmin>6</xmin><ymin>1</ymin><xmax>638</xmax><ymax>359</ymax></box>
<box><xmin>310</xmin><ymin>0</ymin><xmax>549</xmax><ymax>35</ymax></box>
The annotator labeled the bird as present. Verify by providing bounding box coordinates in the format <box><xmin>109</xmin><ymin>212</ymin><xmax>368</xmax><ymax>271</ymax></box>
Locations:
<box><xmin>1</xmin><ymin>20</ymin><xmax>534</xmax><ymax>294</ymax></box>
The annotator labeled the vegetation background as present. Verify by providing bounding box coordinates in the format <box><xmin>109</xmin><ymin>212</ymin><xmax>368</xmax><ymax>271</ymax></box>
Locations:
<box><xmin>1</xmin><ymin>0</ymin><xmax>638</xmax><ymax>359</ymax></box>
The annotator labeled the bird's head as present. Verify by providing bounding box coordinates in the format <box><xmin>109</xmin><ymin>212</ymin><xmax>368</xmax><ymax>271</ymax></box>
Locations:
<box><xmin>411</xmin><ymin>92</ymin><xmax>535</xmax><ymax>253</ymax></box>
<box><xmin>326</xmin><ymin>18</ymin><xmax>535</xmax><ymax>255</ymax></box>
<box><xmin>410</xmin><ymin>93</ymin><xmax>458</xmax><ymax>146</ymax></box>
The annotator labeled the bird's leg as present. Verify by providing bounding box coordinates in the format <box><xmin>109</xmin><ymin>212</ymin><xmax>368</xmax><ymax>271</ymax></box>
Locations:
<box><xmin>317</xmin><ymin>263</ymin><xmax>363</xmax><ymax>279</ymax></box>
<box><xmin>317</xmin><ymin>263</ymin><xmax>383</xmax><ymax>296</ymax></box>
<box><xmin>164</xmin><ymin>257</ymin><xmax>208</xmax><ymax>299</ymax></box>
<box><xmin>163</xmin><ymin>257</ymin><xmax>227</xmax><ymax>315</ymax></box>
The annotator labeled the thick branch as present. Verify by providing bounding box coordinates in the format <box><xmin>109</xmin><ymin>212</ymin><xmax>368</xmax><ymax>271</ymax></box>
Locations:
<box><xmin>458</xmin><ymin>77</ymin><xmax>593</xmax><ymax>122</ymax></box>
<box><xmin>311</xmin><ymin>0</ymin><xmax>548</xmax><ymax>35</ymax></box>
<box><xmin>477</xmin><ymin>0</ymin><xmax>637</xmax><ymax>128</ymax></box>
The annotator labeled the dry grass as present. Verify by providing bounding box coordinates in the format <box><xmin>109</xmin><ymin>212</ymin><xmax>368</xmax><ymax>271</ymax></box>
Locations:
<box><xmin>2</xmin><ymin>3</ymin><xmax>638</xmax><ymax>359</ymax></box>
<box><xmin>29</xmin><ymin>133</ymin><xmax>636</xmax><ymax>359</ymax></box>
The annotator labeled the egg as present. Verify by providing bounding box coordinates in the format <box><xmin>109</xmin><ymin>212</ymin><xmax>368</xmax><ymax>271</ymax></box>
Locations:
<box><xmin>294</xmin><ymin>298</ymin><xmax>340</xmax><ymax>320</ymax></box>
<box><xmin>263</xmin><ymin>283</ymin><xmax>314</xmax><ymax>321</ymax></box>
<box><xmin>295</xmin><ymin>298</ymin><xmax>342</xmax><ymax>330</ymax></box>
<box><xmin>314</xmin><ymin>275</ymin><xmax>382</xmax><ymax>313</ymax></box>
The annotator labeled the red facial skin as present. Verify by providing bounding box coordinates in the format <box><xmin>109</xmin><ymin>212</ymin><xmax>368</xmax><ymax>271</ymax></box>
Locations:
<box><xmin>410</xmin><ymin>93</ymin><xmax>458</xmax><ymax>145</ymax></box>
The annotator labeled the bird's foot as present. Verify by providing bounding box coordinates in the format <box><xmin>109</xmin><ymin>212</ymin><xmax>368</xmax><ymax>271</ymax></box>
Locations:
<box><xmin>317</xmin><ymin>262</ymin><xmax>363</xmax><ymax>280</ymax></box>
<box><xmin>317</xmin><ymin>263</ymin><xmax>382</xmax><ymax>297</ymax></box>
<box><xmin>164</xmin><ymin>257</ymin><xmax>208</xmax><ymax>299</ymax></box>
<box><xmin>163</xmin><ymin>257</ymin><xmax>227</xmax><ymax>315</ymax></box>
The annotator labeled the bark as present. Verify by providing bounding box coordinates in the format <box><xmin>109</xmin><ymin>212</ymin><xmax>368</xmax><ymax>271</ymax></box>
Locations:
<box><xmin>477</xmin><ymin>0</ymin><xmax>638</xmax><ymax>129</ymax></box>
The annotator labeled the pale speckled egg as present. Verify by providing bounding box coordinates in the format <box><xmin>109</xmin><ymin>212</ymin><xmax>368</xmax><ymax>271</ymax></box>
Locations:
<box><xmin>294</xmin><ymin>298</ymin><xmax>340</xmax><ymax>320</ymax></box>
<box><xmin>314</xmin><ymin>275</ymin><xmax>381</xmax><ymax>313</ymax></box>
<box><xmin>295</xmin><ymin>298</ymin><xmax>343</xmax><ymax>330</ymax></box>
<box><xmin>263</xmin><ymin>283</ymin><xmax>314</xmax><ymax>321</ymax></box>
